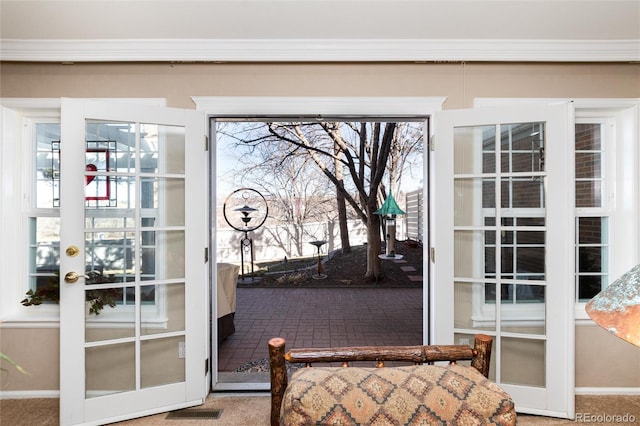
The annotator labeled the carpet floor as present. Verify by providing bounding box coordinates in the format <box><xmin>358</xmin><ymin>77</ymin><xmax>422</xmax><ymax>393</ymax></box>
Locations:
<box><xmin>1</xmin><ymin>394</ymin><xmax>639</xmax><ymax>425</ymax></box>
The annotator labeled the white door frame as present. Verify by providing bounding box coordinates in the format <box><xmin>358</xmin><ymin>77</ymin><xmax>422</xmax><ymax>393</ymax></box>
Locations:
<box><xmin>193</xmin><ymin>96</ymin><xmax>446</xmax><ymax>390</ymax></box>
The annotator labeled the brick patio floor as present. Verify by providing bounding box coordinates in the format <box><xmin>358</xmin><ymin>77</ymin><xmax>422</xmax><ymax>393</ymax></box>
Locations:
<box><xmin>217</xmin><ymin>286</ymin><xmax>424</xmax><ymax>372</ymax></box>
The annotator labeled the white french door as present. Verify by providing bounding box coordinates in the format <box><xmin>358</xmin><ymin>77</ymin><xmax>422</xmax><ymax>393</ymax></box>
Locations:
<box><xmin>432</xmin><ymin>103</ymin><xmax>575</xmax><ymax>418</ymax></box>
<box><xmin>59</xmin><ymin>99</ymin><xmax>208</xmax><ymax>425</ymax></box>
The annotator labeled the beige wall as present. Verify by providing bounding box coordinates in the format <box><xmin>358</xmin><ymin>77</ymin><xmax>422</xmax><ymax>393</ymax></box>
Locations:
<box><xmin>0</xmin><ymin>328</ymin><xmax>60</xmax><ymax>391</ymax></box>
<box><xmin>1</xmin><ymin>61</ymin><xmax>639</xmax><ymax>392</ymax></box>
<box><xmin>1</xmin><ymin>62</ymin><xmax>638</xmax><ymax>109</ymax></box>
<box><xmin>576</xmin><ymin>325</ymin><xmax>640</xmax><ymax>388</ymax></box>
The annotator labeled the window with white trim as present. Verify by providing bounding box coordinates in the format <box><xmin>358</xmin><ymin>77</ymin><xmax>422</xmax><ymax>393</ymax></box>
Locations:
<box><xmin>474</xmin><ymin>100</ymin><xmax>640</xmax><ymax>326</ymax></box>
<box><xmin>29</xmin><ymin>121</ymin><xmax>62</xmax><ymax>303</ymax></box>
<box><xmin>574</xmin><ymin>120</ymin><xmax>612</xmax><ymax>302</ymax></box>
<box><xmin>483</xmin><ymin>122</ymin><xmax>546</xmax><ymax>306</ymax></box>
<box><xmin>19</xmin><ymin>117</ymin><xmax>164</xmax><ymax>323</ymax></box>
<box><xmin>472</xmin><ymin>98</ymin><xmax>639</xmax><ymax>323</ymax></box>
<box><xmin>483</xmin><ymin>119</ymin><xmax>614</xmax><ymax>307</ymax></box>
<box><xmin>465</xmin><ymin>122</ymin><xmax>547</xmax><ymax>327</ymax></box>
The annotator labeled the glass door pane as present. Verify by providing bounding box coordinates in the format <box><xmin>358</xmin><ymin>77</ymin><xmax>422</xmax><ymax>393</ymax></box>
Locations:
<box><xmin>82</xmin><ymin>120</ymin><xmax>188</xmax><ymax>397</ymax></box>
<box><xmin>453</xmin><ymin>121</ymin><xmax>547</xmax><ymax>385</ymax></box>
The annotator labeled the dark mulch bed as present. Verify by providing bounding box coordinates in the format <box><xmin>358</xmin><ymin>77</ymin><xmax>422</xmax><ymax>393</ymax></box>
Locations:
<box><xmin>238</xmin><ymin>241</ymin><xmax>423</xmax><ymax>288</ymax></box>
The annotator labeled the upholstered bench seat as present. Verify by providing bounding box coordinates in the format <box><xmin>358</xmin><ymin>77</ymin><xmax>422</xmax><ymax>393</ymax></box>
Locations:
<box><xmin>280</xmin><ymin>364</ymin><xmax>516</xmax><ymax>425</ymax></box>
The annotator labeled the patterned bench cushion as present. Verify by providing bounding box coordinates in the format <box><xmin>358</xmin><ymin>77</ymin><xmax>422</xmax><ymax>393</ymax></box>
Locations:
<box><xmin>280</xmin><ymin>364</ymin><xmax>516</xmax><ymax>425</ymax></box>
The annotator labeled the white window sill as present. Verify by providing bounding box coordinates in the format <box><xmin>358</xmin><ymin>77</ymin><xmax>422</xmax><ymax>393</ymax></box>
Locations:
<box><xmin>466</xmin><ymin>303</ymin><xmax>595</xmax><ymax>328</ymax></box>
<box><xmin>0</xmin><ymin>305</ymin><xmax>167</xmax><ymax>329</ymax></box>
<box><xmin>471</xmin><ymin>302</ymin><xmax>545</xmax><ymax>328</ymax></box>
<box><xmin>0</xmin><ymin>309</ymin><xmax>61</xmax><ymax>328</ymax></box>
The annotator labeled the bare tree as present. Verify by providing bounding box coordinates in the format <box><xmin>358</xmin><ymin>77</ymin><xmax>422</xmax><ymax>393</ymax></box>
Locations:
<box><xmin>218</xmin><ymin>120</ymin><xmax>423</xmax><ymax>280</ymax></box>
<box><xmin>334</xmin><ymin>140</ymin><xmax>351</xmax><ymax>254</ymax></box>
<box><xmin>222</xmin><ymin>131</ymin><xmax>337</xmax><ymax>257</ymax></box>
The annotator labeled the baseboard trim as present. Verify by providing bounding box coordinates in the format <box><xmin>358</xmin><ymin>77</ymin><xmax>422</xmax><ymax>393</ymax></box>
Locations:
<box><xmin>3</xmin><ymin>387</ymin><xmax>638</xmax><ymax>399</ymax></box>
<box><xmin>575</xmin><ymin>387</ymin><xmax>640</xmax><ymax>396</ymax></box>
<box><xmin>0</xmin><ymin>390</ymin><xmax>59</xmax><ymax>399</ymax></box>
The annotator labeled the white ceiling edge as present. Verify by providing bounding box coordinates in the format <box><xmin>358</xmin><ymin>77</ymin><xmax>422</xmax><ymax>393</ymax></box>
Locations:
<box><xmin>2</xmin><ymin>39</ymin><xmax>639</xmax><ymax>62</ymax></box>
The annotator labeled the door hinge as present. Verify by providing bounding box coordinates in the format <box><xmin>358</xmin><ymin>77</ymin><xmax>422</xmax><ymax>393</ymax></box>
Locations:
<box><xmin>429</xmin><ymin>135</ymin><xmax>435</xmax><ymax>151</ymax></box>
<box><xmin>205</xmin><ymin>135</ymin><xmax>209</xmax><ymax>151</ymax></box>
<box><xmin>205</xmin><ymin>359</ymin><xmax>209</xmax><ymax>374</ymax></box>
<box><xmin>430</xmin><ymin>247</ymin><xmax>436</xmax><ymax>263</ymax></box>
<box><xmin>204</xmin><ymin>247</ymin><xmax>209</xmax><ymax>263</ymax></box>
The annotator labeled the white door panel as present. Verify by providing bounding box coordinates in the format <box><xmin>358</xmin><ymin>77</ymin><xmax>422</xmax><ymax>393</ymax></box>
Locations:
<box><xmin>60</xmin><ymin>99</ymin><xmax>207</xmax><ymax>425</ymax></box>
<box><xmin>433</xmin><ymin>103</ymin><xmax>574</xmax><ymax>418</ymax></box>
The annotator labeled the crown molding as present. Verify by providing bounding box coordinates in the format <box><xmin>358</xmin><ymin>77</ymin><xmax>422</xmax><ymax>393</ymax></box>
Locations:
<box><xmin>2</xmin><ymin>38</ymin><xmax>639</xmax><ymax>63</ymax></box>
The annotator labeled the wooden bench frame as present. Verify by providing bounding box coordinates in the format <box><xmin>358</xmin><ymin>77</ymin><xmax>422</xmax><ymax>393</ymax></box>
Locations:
<box><xmin>268</xmin><ymin>334</ymin><xmax>493</xmax><ymax>426</ymax></box>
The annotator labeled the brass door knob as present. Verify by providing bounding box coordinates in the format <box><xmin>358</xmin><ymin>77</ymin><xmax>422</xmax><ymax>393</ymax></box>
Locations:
<box><xmin>65</xmin><ymin>245</ymin><xmax>80</xmax><ymax>257</ymax></box>
<box><xmin>64</xmin><ymin>271</ymin><xmax>82</xmax><ymax>283</ymax></box>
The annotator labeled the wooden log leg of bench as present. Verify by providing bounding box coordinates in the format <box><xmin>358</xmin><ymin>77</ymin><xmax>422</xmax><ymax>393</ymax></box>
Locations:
<box><xmin>471</xmin><ymin>334</ymin><xmax>493</xmax><ymax>378</ymax></box>
<box><xmin>268</xmin><ymin>337</ymin><xmax>288</xmax><ymax>426</ymax></box>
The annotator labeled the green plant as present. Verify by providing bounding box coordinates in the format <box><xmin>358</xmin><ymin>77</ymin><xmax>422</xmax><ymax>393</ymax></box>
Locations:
<box><xmin>84</xmin><ymin>288</ymin><xmax>120</xmax><ymax>315</ymax></box>
<box><xmin>21</xmin><ymin>283</ymin><xmax>59</xmax><ymax>305</ymax></box>
<box><xmin>0</xmin><ymin>352</ymin><xmax>30</xmax><ymax>375</ymax></box>
<box><xmin>21</xmin><ymin>270</ymin><xmax>120</xmax><ymax>315</ymax></box>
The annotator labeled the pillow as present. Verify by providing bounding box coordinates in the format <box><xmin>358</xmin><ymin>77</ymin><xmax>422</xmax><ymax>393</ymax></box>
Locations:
<box><xmin>280</xmin><ymin>364</ymin><xmax>516</xmax><ymax>425</ymax></box>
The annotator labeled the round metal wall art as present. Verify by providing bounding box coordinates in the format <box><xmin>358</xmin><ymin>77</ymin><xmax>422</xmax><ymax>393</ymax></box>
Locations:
<box><xmin>223</xmin><ymin>188</ymin><xmax>268</xmax><ymax>232</ymax></box>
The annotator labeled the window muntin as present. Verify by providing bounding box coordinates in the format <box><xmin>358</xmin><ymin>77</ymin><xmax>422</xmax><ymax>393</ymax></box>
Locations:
<box><xmin>27</xmin><ymin>120</ymin><xmax>169</xmax><ymax>314</ymax></box>
<box><xmin>574</xmin><ymin>122</ymin><xmax>609</xmax><ymax>302</ymax></box>
<box><xmin>576</xmin><ymin>217</ymin><xmax>608</xmax><ymax>301</ymax></box>
<box><xmin>478</xmin><ymin>119</ymin><xmax>611</xmax><ymax>306</ymax></box>
<box><xmin>453</xmin><ymin>121</ymin><xmax>547</xmax><ymax>330</ymax></box>
<box><xmin>31</xmin><ymin>123</ymin><xmax>61</xmax><ymax>295</ymax></box>
<box><xmin>575</xmin><ymin>123</ymin><xmax>603</xmax><ymax>208</ymax></box>
<box><xmin>29</xmin><ymin>216</ymin><xmax>60</xmax><ymax>295</ymax></box>
<box><xmin>483</xmin><ymin>122</ymin><xmax>546</xmax><ymax>306</ymax></box>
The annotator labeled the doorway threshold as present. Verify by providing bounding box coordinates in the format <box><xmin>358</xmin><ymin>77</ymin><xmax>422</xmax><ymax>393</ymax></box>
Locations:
<box><xmin>214</xmin><ymin>372</ymin><xmax>270</xmax><ymax>391</ymax></box>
